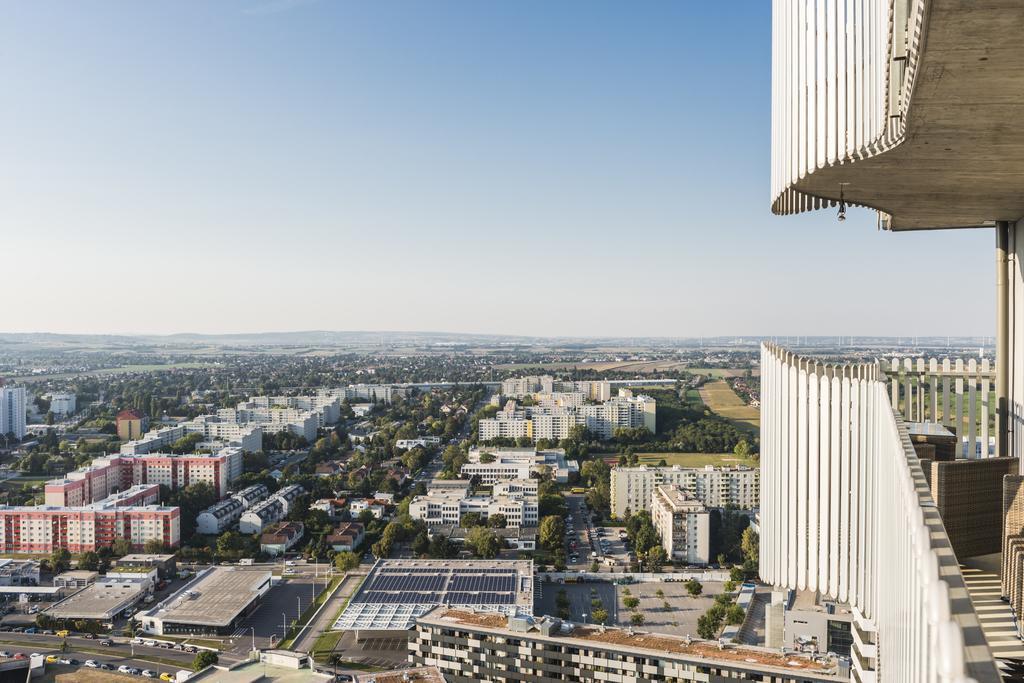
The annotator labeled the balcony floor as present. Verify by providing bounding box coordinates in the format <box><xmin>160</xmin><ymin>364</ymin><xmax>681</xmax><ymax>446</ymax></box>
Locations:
<box><xmin>961</xmin><ymin>554</ymin><xmax>1024</xmax><ymax>661</ymax></box>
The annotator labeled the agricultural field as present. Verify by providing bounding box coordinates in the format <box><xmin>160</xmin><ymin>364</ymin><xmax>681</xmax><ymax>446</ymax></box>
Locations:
<box><xmin>688</xmin><ymin>367</ymin><xmax>760</xmax><ymax>379</ymax></box>
<box><xmin>699</xmin><ymin>380</ymin><xmax>760</xmax><ymax>432</ymax></box>
<box><xmin>494</xmin><ymin>360</ymin><xmax>691</xmax><ymax>374</ymax></box>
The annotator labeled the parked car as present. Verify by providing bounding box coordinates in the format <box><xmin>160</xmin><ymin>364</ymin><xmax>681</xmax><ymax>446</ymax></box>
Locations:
<box><xmin>23</xmin><ymin>628</ymin><xmax>36</xmax><ymax>634</ymax></box>
<box><xmin>100</xmin><ymin>663</ymin><xmax>113</xmax><ymax>670</ymax></box>
<box><xmin>160</xmin><ymin>674</ymin><xmax>175</xmax><ymax>681</ymax></box>
<box><xmin>82</xmin><ymin>632</ymin><xmax>96</xmax><ymax>639</ymax></box>
<box><xmin>100</xmin><ymin>639</ymin><xmax>113</xmax><ymax>646</ymax></box>
<box><xmin>0</xmin><ymin>651</ymin><xmax>9</xmax><ymax>658</ymax></box>
<box><xmin>45</xmin><ymin>655</ymin><xmax>58</xmax><ymax>664</ymax></box>
<box><xmin>142</xmin><ymin>670</ymin><xmax>157</xmax><ymax>678</ymax></box>
<box><xmin>85</xmin><ymin>660</ymin><xmax>99</xmax><ymax>668</ymax></box>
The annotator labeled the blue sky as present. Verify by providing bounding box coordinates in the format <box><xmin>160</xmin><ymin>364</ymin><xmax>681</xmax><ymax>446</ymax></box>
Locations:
<box><xmin>2</xmin><ymin>1</ymin><xmax>994</xmax><ymax>337</ymax></box>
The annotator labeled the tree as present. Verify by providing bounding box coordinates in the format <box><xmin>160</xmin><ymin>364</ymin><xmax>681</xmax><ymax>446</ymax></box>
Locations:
<box><xmin>460</xmin><ymin>512</ymin><xmax>485</xmax><ymax>528</ymax></box>
<box><xmin>334</xmin><ymin>551</ymin><xmax>360</xmax><ymax>572</ymax></box>
<box><xmin>77</xmin><ymin>551</ymin><xmax>100</xmax><ymax>571</ymax></box>
<box><xmin>50</xmin><ymin>548</ymin><xmax>71</xmax><ymax>573</ymax></box>
<box><xmin>487</xmin><ymin>513</ymin><xmax>507</xmax><ymax>529</ymax></box>
<box><xmin>685</xmin><ymin>579</ymin><xmax>703</xmax><ymax>597</ymax></box>
<box><xmin>634</xmin><ymin>526</ymin><xmax>658</xmax><ymax>556</ymax></box>
<box><xmin>466</xmin><ymin>526</ymin><xmax>502</xmax><ymax>559</ymax></box>
<box><xmin>725</xmin><ymin>604</ymin><xmax>746</xmax><ymax>625</ymax></box>
<box><xmin>645</xmin><ymin>545</ymin><xmax>667</xmax><ymax>571</ymax></box>
<box><xmin>111</xmin><ymin>538</ymin><xmax>133</xmax><ymax>557</ymax></box>
<box><xmin>591</xmin><ymin>608</ymin><xmax>608</xmax><ymax>624</ymax></box>
<box><xmin>630</xmin><ymin>613</ymin><xmax>645</xmax><ymax>626</ymax></box>
<box><xmin>538</xmin><ymin>515</ymin><xmax>566</xmax><ymax>552</ymax></box>
<box><xmin>428</xmin><ymin>533</ymin><xmax>453</xmax><ymax>559</ymax></box>
<box><xmin>697</xmin><ymin>613</ymin><xmax>718</xmax><ymax>639</ymax></box>
<box><xmin>734</xmin><ymin>440</ymin><xmax>752</xmax><ymax>459</ymax></box>
<box><xmin>740</xmin><ymin>527</ymin><xmax>759</xmax><ymax>564</ymax></box>
<box><xmin>623</xmin><ymin>596</ymin><xmax>639</xmax><ymax>610</ymax></box>
<box><xmin>143</xmin><ymin>538</ymin><xmax>166</xmax><ymax>554</ymax></box>
<box><xmin>412</xmin><ymin>531</ymin><xmax>430</xmax><ymax>556</ymax></box>
<box><xmin>192</xmin><ymin>650</ymin><xmax>219</xmax><ymax>671</ymax></box>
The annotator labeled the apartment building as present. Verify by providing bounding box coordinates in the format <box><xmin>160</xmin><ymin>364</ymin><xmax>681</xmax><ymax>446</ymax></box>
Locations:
<box><xmin>410</xmin><ymin>608</ymin><xmax>844</xmax><ymax>683</ymax></box>
<box><xmin>217</xmin><ymin>405</ymin><xmax>319</xmax><ymax>442</ymax></box>
<box><xmin>499</xmin><ymin>376</ymin><xmax>611</xmax><ymax>402</ymax></box>
<box><xmin>462</xmin><ymin>448</ymin><xmax>578</xmax><ymax>484</ymax></box>
<box><xmin>610</xmin><ymin>464</ymin><xmax>759</xmax><ymax>518</ymax></box>
<box><xmin>479</xmin><ymin>391</ymin><xmax>655</xmax><ymax>443</ymax></box>
<box><xmin>120</xmin><ymin>419</ymin><xmax>261</xmax><ymax>456</ymax></box>
<box><xmin>0</xmin><ymin>385</ymin><xmax>26</xmax><ymax>440</ymax></box>
<box><xmin>259</xmin><ymin>521</ymin><xmax>304</xmax><ymax>556</ymax></box>
<box><xmin>319</xmin><ymin>384</ymin><xmax>401</xmax><ymax>405</ymax></box>
<box><xmin>115</xmin><ymin>408</ymin><xmax>147</xmax><ymax>442</ymax></box>
<box><xmin>237</xmin><ymin>484</ymin><xmax>305</xmax><ymax>534</ymax></box>
<box><xmin>0</xmin><ymin>485</ymin><xmax>180</xmax><ymax>554</ymax></box>
<box><xmin>651</xmin><ymin>485</ymin><xmax>710</xmax><ymax>565</ymax></box>
<box><xmin>45</xmin><ymin>447</ymin><xmax>244</xmax><ymax>506</ymax></box>
<box><xmin>231</xmin><ymin>484</ymin><xmax>269</xmax><ymax>509</ymax></box>
<box><xmin>47</xmin><ymin>393</ymin><xmax>76</xmax><ymax>416</ymax></box>
<box><xmin>196</xmin><ymin>498</ymin><xmax>244</xmax><ymax>535</ymax></box>
<box><xmin>409</xmin><ymin>490</ymin><xmax>538</xmax><ymax>529</ymax></box>
<box><xmin>239</xmin><ymin>498</ymin><xmax>285</xmax><ymax>535</ymax></box>
<box><xmin>242</xmin><ymin>394</ymin><xmax>341</xmax><ymax>427</ymax></box>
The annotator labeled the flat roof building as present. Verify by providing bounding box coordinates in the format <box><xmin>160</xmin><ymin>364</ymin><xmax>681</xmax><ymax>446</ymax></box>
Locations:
<box><xmin>610</xmin><ymin>464</ymin><xmax>759</xmax><ymax>518</ymax></box>
<box><xmin>46</xmin><ymin>576</ymin><xmax>150</xmax><ymax>621</ymax></box>
<box><xmin>411</xmin><ymin>608</ymin><xmax>843</xmax><ymax>683</ymax></box>
<box><xmin>650</xmin><ymin>485</ymin><xmax>710</xmax><ymax>565</ymax></box>
<box><xmin>333</xmin><ymin>559</ymin><xmax>533</xmax><ymax>638</ymax></box>
<box><xmin>139</xmin><ymin>566</ymin><xmax>272</xmax><ymax>636</ymax></box>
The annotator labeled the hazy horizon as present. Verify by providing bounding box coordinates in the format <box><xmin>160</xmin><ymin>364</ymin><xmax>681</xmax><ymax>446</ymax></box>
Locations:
<box><xmin>4</xmin><ymin>2</ymin><xmax>996</xmax><ymax>338</ymax></box>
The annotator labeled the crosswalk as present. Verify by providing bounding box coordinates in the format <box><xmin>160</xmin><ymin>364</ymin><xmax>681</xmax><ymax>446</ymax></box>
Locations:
<box><xmin>960</xmin><ymin>555</ymin><xmax>1024</xmax><ymax>663</ymax></box>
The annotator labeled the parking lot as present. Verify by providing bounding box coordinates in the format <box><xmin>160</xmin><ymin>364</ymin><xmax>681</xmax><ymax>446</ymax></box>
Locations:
<box><xmin>535</xmin><ymin>580</ymin><xmax>617</xmax><ymax>624</ymax></box>
<box><xmin>235</xmin><ymin>576</ymin><xmax>319</xmax><ymax>646</ymax></box>
<box><xmin>564</xmin><ymin>495</ymin><xmax>631</xmax><ymax>570</ymax></box>
<box><xmin>327</xmin><ymin>629</ymin><xmax>409</xmax><ymax>669</ymax></box>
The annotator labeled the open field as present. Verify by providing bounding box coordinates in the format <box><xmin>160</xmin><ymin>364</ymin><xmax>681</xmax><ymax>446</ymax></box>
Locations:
<box><xmin>699</xmin><ymin>380</ymin><xmax>759</xmax><ymax>432</ymax></box>
<box><xmin>9</xmin><ymin>362</ymin><xmax>218</xmax><ymax>383</ymax></box>
<box><xmin>494</xmin><ymin>360</ymin><xmax>690</xmax><ymax>374</ymax></box>
<box><xmin>688</xmin><ymin>368</ymin><xmax>760</xmax><ymax>379</ymax></box>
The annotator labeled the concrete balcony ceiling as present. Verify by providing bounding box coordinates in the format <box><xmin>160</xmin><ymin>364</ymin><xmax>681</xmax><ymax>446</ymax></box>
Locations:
<box><xmin>772</xmin><ymin>0</ymin><xmax>1024</xmax><ymax>230</ymax></box>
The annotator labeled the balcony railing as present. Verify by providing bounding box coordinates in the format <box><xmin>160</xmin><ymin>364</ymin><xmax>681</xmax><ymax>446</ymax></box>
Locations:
<box><xmin>883</xmin><ymin>357</ymin><xmax>996</xmax><ymax>457</ymax></box>
<box><xmin>760</xmin><ymin>343</ymin><xmax>999</xmax><ymax>682</ymax></box>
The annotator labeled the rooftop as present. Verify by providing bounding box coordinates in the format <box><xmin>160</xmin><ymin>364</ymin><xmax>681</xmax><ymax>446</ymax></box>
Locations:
<box><xmin>429</xmin><ymin>609</ymin><xmax>840</xmax><ymax>679</ymax></box>
<box><xmin>354</xmin><ymin>666</ymin><xmax>446</xmax><ymax>683</ymax></box>
<box><xmin>46</xmin><ymin>577</ymin><xmax>149</xmax><ymax>620</ymax></box>
<box><xmin>117</xmin><ymin>553</ymin><xmax>176</xmax><ymax>564</ymax></box>
<box><xmin>143</xmin><ymin>567</ymin><xmax>271</xmax><ymax>627</ymax></box>
<box><xmin>333</xmin><ymin>559</ymin><xmax>533</xmax><ymax>631</ymax></box>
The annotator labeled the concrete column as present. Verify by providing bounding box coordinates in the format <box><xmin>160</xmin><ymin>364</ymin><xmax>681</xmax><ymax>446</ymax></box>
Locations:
<box><xmin>997</xmin><ymin>222</ymin><xmax>1010</xmax><ymax>458</ymax></box>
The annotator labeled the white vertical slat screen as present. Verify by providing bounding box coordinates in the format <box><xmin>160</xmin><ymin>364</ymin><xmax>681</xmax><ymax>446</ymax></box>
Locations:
<box><xmin>770</xmin><ymin>0</ymin><xmax>925</xmax><ymax>216</ymax></box>
<box><xmin>759</xmin><ymin>343</ymin><xmax>1000</xmax><ymax>682</ymax></box>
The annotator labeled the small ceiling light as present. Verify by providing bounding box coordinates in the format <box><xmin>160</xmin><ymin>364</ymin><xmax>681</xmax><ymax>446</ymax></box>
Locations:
<box><xmin>837</xmin><ymin>183</ymin><xmax>849</xmax><ymax>222</ymax></box>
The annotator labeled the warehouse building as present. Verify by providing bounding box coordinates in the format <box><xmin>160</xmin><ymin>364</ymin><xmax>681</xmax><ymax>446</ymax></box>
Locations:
<box><xmin>139</xmin><ymin>567</ymin><xmax>272</xmax><ymax>636</ymax></box>
<box><xmin>46</xmin><ymin>576</ymin><xmax>150</xmax><ymax>622</ymax></box>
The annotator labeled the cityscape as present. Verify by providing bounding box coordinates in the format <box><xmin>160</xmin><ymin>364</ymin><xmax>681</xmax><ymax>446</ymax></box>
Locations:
<box><xmin>2</xmin><ymin>2</ymin><xmax>1021</xmax><ymax>683</ymax></box>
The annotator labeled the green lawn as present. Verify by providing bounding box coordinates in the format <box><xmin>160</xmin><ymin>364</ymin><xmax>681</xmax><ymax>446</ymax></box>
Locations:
<box><xmin>310</xmin><ymin>630</ymin><xmax>344</xmax><ymax>659</ymax></box>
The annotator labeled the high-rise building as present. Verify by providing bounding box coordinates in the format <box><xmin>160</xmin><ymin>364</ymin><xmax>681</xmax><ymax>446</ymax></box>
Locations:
<box><xmin>610</xmin><ymin>464</ymin><xmax>758</xmax><ymax>518</ymax></box>
<box><xmin>0</xmin><ymin>385</ymin><xmax>26</xmax><ymax>440</ymax></box>
<box><xmin>47</xmin><ymin>393</ymin><xmax>76</xmax><ymax>417</ymax></box>
<box><xmin>650</xmin><ymin>484</ymin><xmax>709</xmax><ymax>565</ymax></box>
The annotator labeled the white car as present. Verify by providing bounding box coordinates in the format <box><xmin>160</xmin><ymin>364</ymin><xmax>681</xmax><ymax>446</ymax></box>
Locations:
<box><xmin>143</xmin><ymin>640</ymin><xmax>157</xmax><ymax>647</ymax></box>
<box><xmin>141</xmin><ymin>670</ymin><xmax>156</xmax><ymax>678</ymax></box>
<box><xmin>118</xmin><ymin>665</ymin><xmax>133</xmax><ymax>674</ymax></box>
<box><xmin>131</xmin><ymin>638</ymin><xmax>144</xmax><ymax>645</ymax></box>
<box><xmin>85</xmin><ymin>660</ymin><xmax>99</xmax><ymax>668</ymax></box>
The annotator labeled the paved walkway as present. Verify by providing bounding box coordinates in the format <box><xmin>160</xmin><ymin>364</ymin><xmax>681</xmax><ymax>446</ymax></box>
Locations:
<box><xmin>960</xmin><ymin>554</ymin><xmax>1024</xmax><ymax>661</ymax></box>
<box><xmin>291</xmin><ymin>571</ymin><xmax>366</xmax><ymax>654</ymax></box>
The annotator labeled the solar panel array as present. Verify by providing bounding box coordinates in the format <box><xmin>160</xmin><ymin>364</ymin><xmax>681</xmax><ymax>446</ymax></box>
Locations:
<box><xmin>444</xmin><ymin>591</ymin><xmax>515</xmax><ymax>605</ymax></box>
<box><xmin>352</xmin><ymin>566</ymin><xmax>523</xmax><ymax>607</ymax></box>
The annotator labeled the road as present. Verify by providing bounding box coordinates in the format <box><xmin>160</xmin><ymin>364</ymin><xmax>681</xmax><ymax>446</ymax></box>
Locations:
<box><xmin>0</xmin><ymin>632</ymin><xmax>223</xmax><ymax>677</ymax></box>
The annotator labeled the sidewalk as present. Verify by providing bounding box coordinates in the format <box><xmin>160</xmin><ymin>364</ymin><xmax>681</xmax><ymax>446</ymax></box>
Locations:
<box><xmin>291</xmin><ymin>571</ymin><xmax>366</xmax><ymax>654</ymax></box>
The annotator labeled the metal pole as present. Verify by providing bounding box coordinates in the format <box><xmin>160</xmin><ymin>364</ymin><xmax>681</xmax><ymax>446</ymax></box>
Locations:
<box><xmin>997</xmin><ymin>221</ymin><xmax>1010</xmax><ymax>458</ymax></box>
